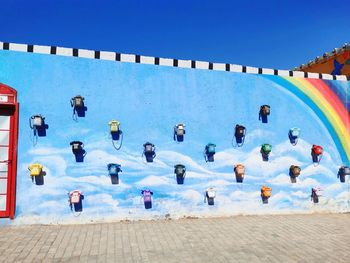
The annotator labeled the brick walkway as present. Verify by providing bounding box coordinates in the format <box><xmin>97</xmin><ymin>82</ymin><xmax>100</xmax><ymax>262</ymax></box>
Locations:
<box><xmin>0</xmin><ymin>213</ymin><xmax>349</xmax><ymax>262</ymax></box>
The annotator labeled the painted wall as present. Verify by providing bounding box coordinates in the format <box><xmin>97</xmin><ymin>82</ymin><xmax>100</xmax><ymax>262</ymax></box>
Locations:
<box><xmin>0</xmin><ymin>49</ymin><xmax>349</xmax><ymax>224</ymax></box>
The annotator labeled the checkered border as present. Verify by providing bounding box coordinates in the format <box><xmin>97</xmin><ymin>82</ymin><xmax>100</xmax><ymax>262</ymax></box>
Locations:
<box><xmin>0</xmin><ymin>41</ymin><xmax>348</xmax><ymax>81</ymax></box>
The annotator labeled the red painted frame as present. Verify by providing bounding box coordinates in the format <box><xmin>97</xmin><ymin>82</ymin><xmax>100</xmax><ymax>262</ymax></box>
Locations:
<box><xmin>0</xmin><ymin>83</ymin><xmax>18</xmax><ymax>219</ymax></box>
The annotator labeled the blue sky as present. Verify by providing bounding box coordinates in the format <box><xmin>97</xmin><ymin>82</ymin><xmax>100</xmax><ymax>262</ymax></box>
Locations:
<box><xmin>1</xmin><ymin>0</ymin><xmax>349</xmax><ymax>69</ymax></box>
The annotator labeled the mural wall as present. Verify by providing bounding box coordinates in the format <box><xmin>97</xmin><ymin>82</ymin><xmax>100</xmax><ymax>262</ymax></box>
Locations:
<box><xmin>0</xmin><ymin>49</ymin><xmax>349</xmax><ymax>224</ymax></box>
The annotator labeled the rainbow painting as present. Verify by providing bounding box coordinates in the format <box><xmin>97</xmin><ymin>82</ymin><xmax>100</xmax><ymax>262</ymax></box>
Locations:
<box><xmin>268</xmin><ymin>76</ymin><xmax>350</xmax><ymax>165</ymax></box>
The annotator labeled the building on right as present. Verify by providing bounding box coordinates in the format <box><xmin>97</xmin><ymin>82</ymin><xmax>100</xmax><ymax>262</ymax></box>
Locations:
<box><xmin>294</xmin><ymin>43</ymin><xmax>350</xmax><ymax>77</ymax></box>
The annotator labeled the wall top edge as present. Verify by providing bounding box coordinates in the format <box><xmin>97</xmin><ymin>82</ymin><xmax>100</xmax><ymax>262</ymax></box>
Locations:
<box><xmin>0</xmin><ymin>41</ymin><xmax>348</xmax><ymax>81</ymax></box>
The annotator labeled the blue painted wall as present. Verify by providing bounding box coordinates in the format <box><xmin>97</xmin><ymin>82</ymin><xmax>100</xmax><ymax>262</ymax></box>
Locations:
<box><xmin>0</xmin><ymin>50</ymin><xmax>349</xmax><ymax>224</ymax></box>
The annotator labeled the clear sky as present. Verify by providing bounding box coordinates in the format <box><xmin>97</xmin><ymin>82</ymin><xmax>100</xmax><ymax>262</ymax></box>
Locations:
<box><xmin>1</xmin><ymin>0</ymin><xmax>349</xmax><ymax>69</ymax></box>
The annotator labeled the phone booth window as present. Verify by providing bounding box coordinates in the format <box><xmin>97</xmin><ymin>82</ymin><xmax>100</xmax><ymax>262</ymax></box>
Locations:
<box><xmin>0</xmin><ymin>83</ymin><xmax>19</xmax><ymax>219</ymax></box>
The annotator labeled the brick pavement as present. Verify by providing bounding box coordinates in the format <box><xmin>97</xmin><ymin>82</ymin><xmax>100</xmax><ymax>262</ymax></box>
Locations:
<box><xmin>0</xmin><ymin>213</ymin><xmax>349</xmax><ymax>262</ymax></box>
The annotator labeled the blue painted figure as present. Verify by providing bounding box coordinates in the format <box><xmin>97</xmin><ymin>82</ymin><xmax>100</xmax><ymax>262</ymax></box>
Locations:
<box><xmin>331</xmin><ymin>59</ymin><xmax>344</xmax><ymax>75</ymax></box>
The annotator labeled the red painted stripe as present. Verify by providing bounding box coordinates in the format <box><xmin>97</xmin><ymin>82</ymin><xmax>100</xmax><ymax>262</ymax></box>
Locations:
<box><xmin>307</xmin><ymin>79</ymin><xmax>350</xmax><ymax>125</ymax></box>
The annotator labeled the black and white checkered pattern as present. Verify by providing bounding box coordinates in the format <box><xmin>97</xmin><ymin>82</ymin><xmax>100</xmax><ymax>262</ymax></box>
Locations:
<box><xmin>0</xmin><ymin>41</ymin><xmax>348</xmax><ymax>81</ymax></box>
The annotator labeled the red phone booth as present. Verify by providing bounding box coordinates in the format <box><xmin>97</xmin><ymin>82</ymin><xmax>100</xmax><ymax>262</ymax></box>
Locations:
<box><xmin>0</xmin><ymin>83</ymin><xmax>19</xmax><ymax>219</ymax></box>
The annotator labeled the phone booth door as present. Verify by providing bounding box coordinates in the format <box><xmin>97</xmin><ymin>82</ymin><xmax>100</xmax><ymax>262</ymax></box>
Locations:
<box><xmin>0</xmin><ymin>83</ymin><xmax>18</xmax><ymax>219</ymax></box>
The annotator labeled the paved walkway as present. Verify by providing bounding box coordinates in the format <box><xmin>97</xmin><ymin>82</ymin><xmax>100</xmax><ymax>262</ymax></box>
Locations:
<box><xmin>0</xmin><ymin>213</ymin><xmax>349</xmax><ymax>262</ymax></box>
